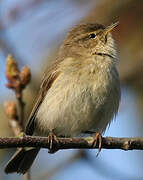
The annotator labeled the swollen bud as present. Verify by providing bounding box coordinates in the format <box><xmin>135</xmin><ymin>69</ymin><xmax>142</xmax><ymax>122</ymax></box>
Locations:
<box><xmin>4</xmin><ymin>101</ymin><xmax>18</xmax><ymax>119</ymax></box>
<box><xmin>20</xmin><ymin>66</ymin><xmax>31</xmax><ymax>87</ymax></box>
<box><xmin>6</xmin><ymin>55</ymin><xmax>19</xmax><ymax>82</ymax></box>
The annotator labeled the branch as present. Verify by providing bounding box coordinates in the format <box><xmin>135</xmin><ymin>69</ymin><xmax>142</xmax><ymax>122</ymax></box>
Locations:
<box><xmin>16</xmin><ymin>93</ymin><xmax>25</xmax><ymax>129</ymax></box>
<box><xmin>0</xmin><ymin>136</ymin><xmax>143</xmax><ymax>151</ymax></box>
<box><xmin>5</xmin><ymin>55</ymin><xmax>31</xmax><ymax>180</ymax></box>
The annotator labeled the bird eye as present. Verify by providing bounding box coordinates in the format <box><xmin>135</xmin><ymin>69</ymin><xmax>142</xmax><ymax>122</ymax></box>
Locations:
<box><xmin>89</xmin><ymin>33</ymin><xmax>96</xmax><ymax>39</ymax></box>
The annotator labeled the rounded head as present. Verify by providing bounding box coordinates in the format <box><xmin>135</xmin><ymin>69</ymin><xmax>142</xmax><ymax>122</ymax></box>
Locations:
<box><xmin>60</xmin><ymin>22</ymin><xmax>118</xmax><ymax>59</ymax></box>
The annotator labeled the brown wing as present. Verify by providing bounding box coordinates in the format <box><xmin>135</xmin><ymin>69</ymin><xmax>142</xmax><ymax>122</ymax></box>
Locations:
<box><xmin>25</xmin><ymin>61</ymin><xmax>60</xmax><ymax>135</ymax></box>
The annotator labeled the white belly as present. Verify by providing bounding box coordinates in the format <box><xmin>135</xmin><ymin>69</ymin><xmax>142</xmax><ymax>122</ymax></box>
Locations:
<box><xmin>36</xmin><ymin>71</ymin><xmax>119</xmax><ymax>137</ymax></box>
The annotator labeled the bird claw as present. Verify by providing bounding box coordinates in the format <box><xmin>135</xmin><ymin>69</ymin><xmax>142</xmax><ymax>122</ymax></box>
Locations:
<box><xmin>92</xmin><ymin>132</ymin><xmax>102</xmax><ymax>157</ymax></box>
<box><xmin>47</xmin><ymin>132</ymin><xmax>59</xmax><ymax>153</ymax></box>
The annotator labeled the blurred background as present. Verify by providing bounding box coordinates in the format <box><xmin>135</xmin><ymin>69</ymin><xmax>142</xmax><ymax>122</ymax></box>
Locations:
<box><xmin>0</xmin><ymin>0</ymin><xmax>143</xmax><ymax>179</ymax></box>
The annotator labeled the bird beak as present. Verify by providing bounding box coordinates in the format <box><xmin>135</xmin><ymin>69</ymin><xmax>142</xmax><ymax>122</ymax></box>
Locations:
<box><xmin>104</xmin><ymin>21</ymin><xmax>119</xmax><ymax>35</ymax></box>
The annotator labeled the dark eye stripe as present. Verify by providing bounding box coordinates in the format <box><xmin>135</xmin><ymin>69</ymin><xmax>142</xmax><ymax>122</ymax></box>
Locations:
<box><xmin>89</xmin><ymin>33</ymin><xmax>96</xmax><ymax>38</ymax></box>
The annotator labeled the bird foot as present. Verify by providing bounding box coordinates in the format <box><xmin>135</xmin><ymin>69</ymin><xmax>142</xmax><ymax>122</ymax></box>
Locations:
<box><xmin>92</xmin><ymin>132</ymin><xmax>102</xmax><ymax>157</ymax></box>
<box><xmin>47</xmin><ymin>132</ymin><xmax>59</xmax><ymax>153</ymax></box>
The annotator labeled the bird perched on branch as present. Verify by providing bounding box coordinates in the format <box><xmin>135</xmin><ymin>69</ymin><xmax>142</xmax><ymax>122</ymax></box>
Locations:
<box><xmin>5</xmin><ymin>22</ymin><xmax>120</xmax><ymax>174</ymax></box>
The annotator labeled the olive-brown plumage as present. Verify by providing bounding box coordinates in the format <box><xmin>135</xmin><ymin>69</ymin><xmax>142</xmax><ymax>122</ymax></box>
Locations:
<box><xmin>5</xmin><ymin>22</ymin><xmax>120</xmax><ymax>174</ymax></box>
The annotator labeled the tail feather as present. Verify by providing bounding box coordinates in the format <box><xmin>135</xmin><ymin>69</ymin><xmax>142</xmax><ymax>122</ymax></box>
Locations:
<box><xmin>5</xmin><ymin>148</ymin><xmax>40</xmax><ymax>174</ymax></box>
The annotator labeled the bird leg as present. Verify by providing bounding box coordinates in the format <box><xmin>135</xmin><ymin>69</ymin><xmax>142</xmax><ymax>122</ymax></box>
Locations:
<box><xmin>47</xmin><ymin>132</ymin><xmax>59</xmax><ymax>153</ymax></box>
<box><xmin>92</xmin><ymin>132</ymin><xmax>102</xmax><ymax>156</ymax></box>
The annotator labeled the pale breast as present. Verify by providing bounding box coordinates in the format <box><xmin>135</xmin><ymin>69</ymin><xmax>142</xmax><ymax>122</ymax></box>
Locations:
<box><xmin>35</xmin><ymin>61</ymin><xmax>120</xmax><ymax>137</ymax></box>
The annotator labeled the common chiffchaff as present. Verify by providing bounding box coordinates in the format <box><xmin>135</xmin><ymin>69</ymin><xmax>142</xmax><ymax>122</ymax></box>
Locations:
<box><xmin>5</xmin><ymin>22</ymin><xmax>121</xmax><ymax>174</ymax></box>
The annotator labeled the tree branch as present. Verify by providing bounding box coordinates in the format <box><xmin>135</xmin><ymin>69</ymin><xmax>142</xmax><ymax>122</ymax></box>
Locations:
<box><xmin>16</xmin><ymin>94</ymin><xmax>25</xmax><ymax>129</ymax></box>
<box><xmin>5</xmin><ymin>55</ymin><xmax>31</xmax><ymax>179</ymax></box>
<box><xmin>1</xmin><ymin>136</ymin><xmax>143</xmax><ymax>151</ymax></box>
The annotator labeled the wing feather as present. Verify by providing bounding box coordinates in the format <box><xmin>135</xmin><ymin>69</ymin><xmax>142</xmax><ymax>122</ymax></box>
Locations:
<box><xmin>25</xmin><ymin>61</ymin><xmax>60</xmax><ymax>135</ymax></box>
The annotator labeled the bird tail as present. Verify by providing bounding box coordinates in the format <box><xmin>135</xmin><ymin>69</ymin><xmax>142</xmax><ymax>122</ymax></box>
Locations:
<box><xmin>5</xmin><ymin>148</ymin><xmax>40</xmax><ymax>174</ymax></box>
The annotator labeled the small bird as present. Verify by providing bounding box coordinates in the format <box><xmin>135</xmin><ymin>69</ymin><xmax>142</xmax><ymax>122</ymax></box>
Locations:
<box><xmin>5</xmin><ymin>22</ymin><xmax>120</xmax><ymax>174</ymax></box>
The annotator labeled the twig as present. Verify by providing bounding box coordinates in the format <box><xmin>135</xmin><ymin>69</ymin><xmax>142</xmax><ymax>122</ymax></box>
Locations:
<box><xmin>5</xmin><ymin>55</ymin><xmax>31</xmax><ymax>180</ymax></box>
<box><xmin>0</xmin><ymin>136</ymin><xmax>143</xmax><ymax>151</ymax></box>
<box><xmin>16</xmin><ymin>88</ymin><xmax>29</xmax><ymax>180</ymax></box>
<box><xmin>16</xmin><ymin>94</ymin><xmax>25</xmax><ymax>129</ymax></box>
